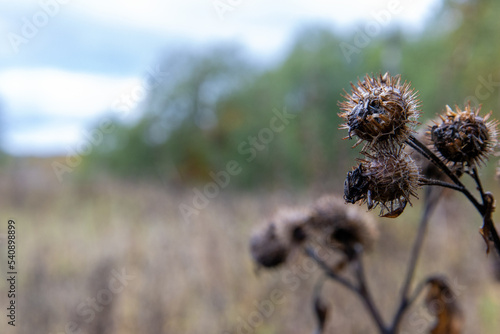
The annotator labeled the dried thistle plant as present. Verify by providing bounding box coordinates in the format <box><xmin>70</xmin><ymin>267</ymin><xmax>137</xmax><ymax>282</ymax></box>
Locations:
<box><xmin>429</xmin><ymin>104</ymin><xmax>498</xmax><ymax>170</ymax></box>
<box><xmin>250</xmin><ymin>72</ymin><xmax>500</xmax><ymax>334</ymax></box>
<box><xmin>250</xmin><ymin>207</ymin><xmax>309</xmax><ymax>268</ymax></box>
<box><xmin>344</xmin><ymin>149</ymin><xmax>420</xmax><ymax>217</ymax></box>
<box><xmin>250</xmin><ymin>196</ymin><xmax>377</xmax><ymax>270</ymax></box>
<box><xmin>339</xmin><ymin>72</ymin><xmax>420</xmax><ymax>150</ymax></box>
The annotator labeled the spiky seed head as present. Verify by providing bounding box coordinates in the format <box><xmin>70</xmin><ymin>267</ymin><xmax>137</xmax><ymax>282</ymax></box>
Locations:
<box><xmin>308</xmin><ymin>196</ymin><xmax>378</xmax><ymax>255</ymax></box>
<box><xmin>344</xmin><ymin>149</ymin><xmax>420</xmax><ymax>217</ymax></box>
<box><xmin>250</xmin><ymin>208</ymin><xmax>309</xmax><ymax>268</ymax></box>
<box><xmin>339</xmin><ymin>72</ymin><xmax>420</xmax><ymax>149</ymax></box>
<box><xmin>429</xmin><ymin>104</ymin><xmax>498</xmax><ymax>169</ymax></box>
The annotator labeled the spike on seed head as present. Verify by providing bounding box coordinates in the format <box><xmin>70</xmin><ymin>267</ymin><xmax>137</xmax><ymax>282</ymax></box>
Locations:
<box><xmin>429</xmin><ymin>103</ymin><xmax>498</xmax><ymax>169</ymax></box>
<box><xmin>343</xmin><ymin>149</ymin><xmax>420</xmax><ymax>217</ymax></box>
<box><xmin>339</xmin><ymin>72</ymin><xmax>421</xmax><ymax>149</ymax></box>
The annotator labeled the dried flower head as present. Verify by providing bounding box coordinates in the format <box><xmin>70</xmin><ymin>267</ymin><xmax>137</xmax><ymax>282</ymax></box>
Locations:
<box><xmin>250</xmin><ymin>208</ymin><xmax>309</xmax><ymax>268</ymax></box>
<box><xmin>344</xmin><ymin>150</ymin><xmax>420</xmax><ymax>217</ymax></box>
<box><xmin>429</xmin><ymin>104</ymin><xmax>498</xmax><ymax>169</ymax></box>
<box><xmin>339</xmin><ymin>72</ymin><xmax>420</xmax><ymax>149</ymax></box>
<box><xmin>308</xmin><ymin>195</ymin><xmax>378</xmax><ymax>255</ymax></box>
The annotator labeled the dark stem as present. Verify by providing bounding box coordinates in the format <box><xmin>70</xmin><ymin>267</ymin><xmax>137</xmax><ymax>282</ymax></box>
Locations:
<box><xmin>305</xmin><ymin>247</ymin><xmax>389</xmax><ymax>334</ymax></box>
<box><xmin>405</xmin><ymin>135</ymin><xmax>484</xmax><ymax>214</ymax></box>
<box><xmin>405</xmin><ymin>277</ymin><xmax>432</xmax><ymax>309</ymax></box>
<box><xmin>470</xmin><ymin>166</ymin><xmax>486</xmax><ymax>204</ymax></box>
<box><xmin>407</xmin><ymin>135</ymin><xmax>500</xmax><ymax>256</ymax></box>
<box><xmin>354</xmin><ymin>251</ymin><xmax>389</xmax><ymax>334</ymax></box>
<box><xmin>418</xmin><ymin>177</ymin><xmax>463</xmax><ymax>191</ymax></box>
<box><xmin>406</xmin><ymin>136</ymin><xmax>463</xmax><ymax>188</ymax></box>
<box><xmin>305</xmin><ymin>247</ymin><xmax>357</xmax><ymax>292</ymax></box>
<box><xmin>389</xmin><ymin>187</ymin><xmax>439</xmax><ymax>332</ymax></box>
<box><xmin>312</xmin><ymin>276</ymin><xmax>328</xmax><ymax>334</ymax></box>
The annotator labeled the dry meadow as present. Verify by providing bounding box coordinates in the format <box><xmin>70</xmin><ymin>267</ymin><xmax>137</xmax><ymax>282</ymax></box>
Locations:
<box><xmin>1</xmin><ymin>159</ymin><xmax>499</xmax><ymax>334</ymax></box>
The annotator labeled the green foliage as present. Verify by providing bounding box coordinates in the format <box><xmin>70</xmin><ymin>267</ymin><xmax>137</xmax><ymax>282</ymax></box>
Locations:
<box><xmin>84</xmin><ymin>0</ymin><xmax>500</xmax><ymax>187</ymax></box>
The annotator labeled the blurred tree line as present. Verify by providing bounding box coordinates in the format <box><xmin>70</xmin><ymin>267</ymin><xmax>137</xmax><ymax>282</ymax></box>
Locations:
<box><xmin>83</xmin><ymin>0</ymin><xmax>500</xmax><ymax>188</ymax></box>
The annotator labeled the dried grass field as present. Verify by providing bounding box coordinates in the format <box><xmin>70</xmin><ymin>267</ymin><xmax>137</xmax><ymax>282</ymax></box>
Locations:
<box><xmin>0</xmin><ymin>160</ymin><xmax>500</xmax><ymax>334</ymax></box>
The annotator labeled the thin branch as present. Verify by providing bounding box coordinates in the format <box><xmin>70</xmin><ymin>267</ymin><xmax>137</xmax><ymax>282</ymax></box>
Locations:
<box><xmin>406</xmin><ymin>136</ymin><xmax>462</xmax><ymax>187</ymax></box>
<box><xmin>304</xmin><ymin>247</ymin><xmax>358</xmax><ymax>293</ymax></box>
<box><xmin>406</xmin><ymin>135</ymin><xmax>484</xmax><ymax>215</ymax></box>
<box><xmin>305</xmin><ymin>246</ymin><xmax>389</xmax><ymax>334</ymax></box>
<box><xmin>312</xmin><ymin>276</ymin><xmax>328</xmax><ymax>334</ymax></box>
<box><xmin>390</xmin><ymin>187</ymin><xmax>440</xmax><ymax>332</ymax></box>
<box><xmin>418</xmin><ymin>177</ymin><xmax>463</xmax><ymax>191</ymax></box>
<box><xmin>354</xmin><ymin>249</ymin><xmax>389</xmax><ymax>334</ymax></box>
<box><xmin>405</xmin><ymin>277</ymin><xmax>431</xmax><ymax>308</ymax></box>
<box><xmin>470</xmin><ymin>166</ymin><xmax>486</xmax><ymax>204</ymax></box>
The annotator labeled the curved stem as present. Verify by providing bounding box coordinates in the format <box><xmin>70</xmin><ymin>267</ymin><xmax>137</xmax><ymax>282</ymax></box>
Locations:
<box><xmin>406</xmin><ymin>135</ymin><xmax>484</xmax><ymax>214</ymax></box>
<box><xmin>405</xmin><ymin>277</ymin><xmax>431</xmax><ymax>309</ymax></box>
<box><xmin>408</xmin><ymin>135</ymin><xmax>500</xmax><ymax>256</ymax></box>
<box><xmin>418</xmin><ymin>177</ymin><xmax>463</xmax><ymax>191</ymax></box>
<box><xmin>305</xmin><ymin>247</ymin><xmax>357</xmax><ymax>293</ymax></box>
<box><xmin>305</xmin><ymin>247</ymin><xmax>389</xmax><ymax>334</ymax></box>
<box><xmin>406</xmin><ymin>136</ymin><xmax>463</xmax><ymax>188</ymax></box>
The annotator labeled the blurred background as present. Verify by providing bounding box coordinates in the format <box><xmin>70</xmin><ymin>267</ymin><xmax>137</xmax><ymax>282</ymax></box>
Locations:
<box><xmin>0</xmin><ymin>0</ymin><xmax>500</xmax><ymax>333</ymax></box>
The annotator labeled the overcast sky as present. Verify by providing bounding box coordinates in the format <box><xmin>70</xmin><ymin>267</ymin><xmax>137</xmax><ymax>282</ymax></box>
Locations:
<box><xmin>0</xmin><ymin>0</ymin><xmax>442</xmax><ymax>156</ymax></box>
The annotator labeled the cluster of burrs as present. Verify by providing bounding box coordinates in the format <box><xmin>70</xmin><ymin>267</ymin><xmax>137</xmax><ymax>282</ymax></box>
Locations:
<box><xmin>339</xmin><ymin>73</ymin><xmax>498</xmax><ymax>218</ymax></box>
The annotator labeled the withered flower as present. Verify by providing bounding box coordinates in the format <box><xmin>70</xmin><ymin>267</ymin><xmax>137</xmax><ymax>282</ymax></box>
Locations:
<box><xmin>425</xmin><ymin>276</ymin><xmax>464</xmax><ymax>334</ymax></box>
<box><xmin>250</xmin><ymin>208</ymin><xmax>309</xmax><ymax>268</ymax></box>
<box><xmin>308</xmin><ymin>195</ymin><xmax>378</xmax><ymax>255</ymax></box>
<box><xmin>339</xmin><ymin>72</ymin><xmax>420</xmax><ymax>149</ymax></box>
<box><xmin>344</xmin><ymin>149</ymin><xmax>420</xmax><ymax>218</ymax></box>
<box><xmin>250</xmin><ymin>196</ymin><xmax>378</xmax><ymax>268</ymax></box>
<box><xmin>429</xmin><ymin>104</ymin><xmax>498</xmax><ymax>169</ymax></box>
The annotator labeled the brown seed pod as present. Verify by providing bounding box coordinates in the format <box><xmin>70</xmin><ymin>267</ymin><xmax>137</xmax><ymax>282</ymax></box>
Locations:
<box><xmin>339</xmin><ymin>72</ymin><xmax>420</xmax><ymax>149</ymax></box>
<box><xmin>429</xmin><ymin>104</ymin><xmax>498</xmax><ymax>169</ymax></box>
<box><xmin>250</xmin><ymin>208</ymin><xmax>309</xmax><ymax>268</ymax></box>
<box><xmin>344</xmin><ymin>149</ymin><xmax>420</xmax><ymax>217</ymax></box>
<box><xmin>308</xmin><ymin>195</ymin><xmax>378</xmax><ymax>255</ymax></box>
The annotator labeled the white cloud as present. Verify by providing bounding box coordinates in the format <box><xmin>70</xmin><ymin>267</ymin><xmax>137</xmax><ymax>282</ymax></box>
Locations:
<box><xmin>3</xmin><ymin>123</ymin><xmax>82</xmax><ymax>156</ymax></box>
<box><xmin>0</xmin><ymin>68</ymin><xmax>143</xmax><ymax>155</ymax></box>
<box><xmin>0</xmin><ymin>68</ymin><xmax>141</xmax><ymax>119</ymax></box>
<box><xmin>66</xmin><ymin>0</ymin><xmax>441</xmax><ymax>56</ymax></box>
<box><xmin>0</xmin><ymin>0</ymin><xmax>442</xmax><ymax>155</ymax></box>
